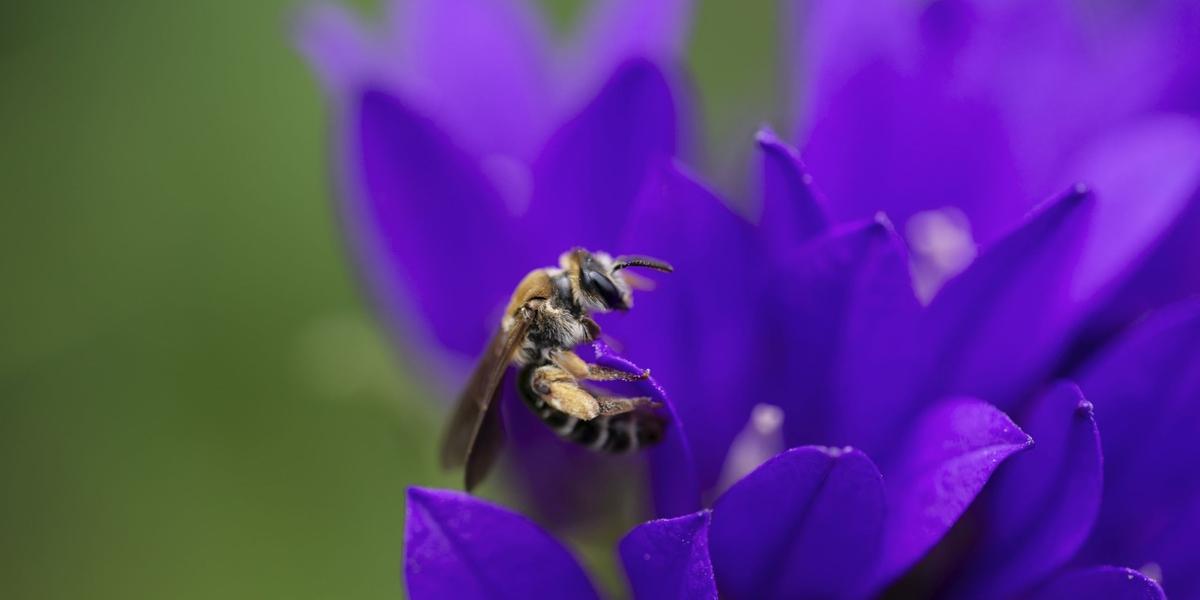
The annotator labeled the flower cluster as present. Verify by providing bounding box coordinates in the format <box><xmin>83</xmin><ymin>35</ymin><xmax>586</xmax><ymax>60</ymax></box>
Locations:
<box><xmin>300</xmin><ymin>0</ymin><xmax>1200</xmax><ymax>597</ymax></box>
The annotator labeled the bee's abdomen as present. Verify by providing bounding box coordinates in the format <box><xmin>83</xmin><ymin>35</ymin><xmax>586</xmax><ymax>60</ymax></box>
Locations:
<box><xmin>518</xmin><ymin>366</ymin><xmax>666</xmax><ymax>453</ymax></box>
<box><xmin>561</xmin><ymin>410</ymin><xmax>665</xmax><ymax>453</ymax></box>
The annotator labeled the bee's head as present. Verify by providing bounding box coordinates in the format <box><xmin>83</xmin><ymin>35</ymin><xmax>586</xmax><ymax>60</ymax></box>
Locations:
<box><xmin>562</xmin><ymin>249</ymin><xmax>673</xmax><ymax>312</ymax></box>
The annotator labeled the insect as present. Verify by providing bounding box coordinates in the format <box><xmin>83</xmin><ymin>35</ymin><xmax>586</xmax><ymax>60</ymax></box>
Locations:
<box><xmin>440</xmin><ymin>248</ymin><xmax>674</xmax><ymax>490</ymax></box>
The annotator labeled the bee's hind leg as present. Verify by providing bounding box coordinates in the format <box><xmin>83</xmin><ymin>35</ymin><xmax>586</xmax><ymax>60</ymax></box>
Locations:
<box><xmin>596</xmin><ymin>395</ymin><xmax>662</xmax><ymax>417</ymax></box>
<box><xmin>532</xmin><ymin>364</ymin><xmax>660</xmax><ymax>420</ymax></box>
<box><xmin>551</xmin><ymin>349</ymin><xmax>650</xmax><ymax>382</ymax></box>
<box><xmin>532</xmin><ymin>364</ymin><xmax>602</xmax><ymax>420</ymax></box>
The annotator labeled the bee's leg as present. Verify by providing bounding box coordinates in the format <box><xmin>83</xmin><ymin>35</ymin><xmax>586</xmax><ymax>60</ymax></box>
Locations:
<box><xmin>532</xmin><ymin>365</ymin><xmax>601</xmax><ymax>420</ymax></box>
<box><xmin>596</xmin><ymin>395</ymin><xmax>662</xmax><ymax>417</ymax></box>
<box><xmin>532</xmin><ymin>365</ymin><xmax>662</xmax><ymax>422</ymax></box>
<box><xmin>551</xmin><ymin>349</ymin><xmax>650</xmax><ymax>382</ymax></box>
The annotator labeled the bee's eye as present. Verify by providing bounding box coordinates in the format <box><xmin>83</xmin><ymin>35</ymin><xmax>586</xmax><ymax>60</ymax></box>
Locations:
<box><xmin>583</xmin><ymin>269</ymin><xmax>625</xmax><ymax>309</ymax></box>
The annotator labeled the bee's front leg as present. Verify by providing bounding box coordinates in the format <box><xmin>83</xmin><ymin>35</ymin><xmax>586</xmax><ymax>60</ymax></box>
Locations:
<box><xmin>550</xmin><ymin>349</ymin><xmax>649</xmax><ymax>382</ymax></box>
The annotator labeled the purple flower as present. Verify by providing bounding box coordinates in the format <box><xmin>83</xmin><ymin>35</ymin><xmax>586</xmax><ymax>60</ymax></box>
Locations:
<box><xmin>299</xmin><ymin>0</ymin><xmax>1200</xmax><ymax>597</ymax></box>
<box><xmin>297</xmin><ymin>0</ymin><xmax>692</xmax><ymax>373</ymax></box>
<box><xmin>405</xmin><ymin>472</ymin><xmax>1167</xmax><ymax>599</ymax></box>
<box><xmin>786</xmin><ymin>0</ymin><xmax>1200</xmax><ymax>324</ymax></box>
<box><xmin>297</xmin><ymin>0</ymin><xmax>703</xmax><ymax>520</ymax></box>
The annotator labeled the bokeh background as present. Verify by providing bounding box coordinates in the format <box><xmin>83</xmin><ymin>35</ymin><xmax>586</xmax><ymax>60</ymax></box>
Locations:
<box><xmin>0</xmin><ymin>1</ymin><xmax>777</xmax><ymax>597</ymax></box>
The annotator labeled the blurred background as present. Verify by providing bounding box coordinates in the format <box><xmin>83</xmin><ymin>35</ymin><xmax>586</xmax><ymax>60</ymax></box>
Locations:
<box><xmin>0</xmin><ymin>1</ymin><xmax>775</xmax><ymax>597</ymax></box>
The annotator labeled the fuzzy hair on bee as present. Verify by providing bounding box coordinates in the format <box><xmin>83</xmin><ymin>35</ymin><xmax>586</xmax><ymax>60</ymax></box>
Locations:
<box><xmin>440</xmin><ymin>247</ymin><xmax>674</xmax><ymax>490</ymax></box>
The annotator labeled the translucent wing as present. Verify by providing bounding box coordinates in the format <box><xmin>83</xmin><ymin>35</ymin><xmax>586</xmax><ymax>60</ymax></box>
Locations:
<box><xmin>439</xmin><ymin>315</ymin><xmax>529</xmax><ymax>489</ymax></box>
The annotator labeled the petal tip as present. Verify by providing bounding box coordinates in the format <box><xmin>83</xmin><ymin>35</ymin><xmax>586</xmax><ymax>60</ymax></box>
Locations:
<box><xmin>872</xmin><ymin>211</ymin><xmax>896</xmax><ymax>233</ymax></box>
<box><xmin>755</xmin><ymin>125</ymin><xmax>783</xmax><ymax>146</ymax></box>
<box><xmin>1075</xmin><ymin>398</ymin><xmax>1095</xmax><ymax>418</ymax></box>
<box><xmin>406</xmin><ymin>486</ymin><xmax>438</xmax><ymax>505</ymax></box>
<box><xmin>1065</xmin><ymin>182</ymin><xmax>1096</xmax><ymax>206</ymax></box>
<box><xmin>407</xmin><ymin>486</ymin><xmax>464</xmax><ymax>509</ymax></box>
<box><xmin>612</xmin><ymin>54</ymin><xmax>667</xmax><ymax>84</ymax></box>
<box><xmin>819</xmin><ymin>444</ymin><xmax>857</xmax><ymax>458</ymax></box>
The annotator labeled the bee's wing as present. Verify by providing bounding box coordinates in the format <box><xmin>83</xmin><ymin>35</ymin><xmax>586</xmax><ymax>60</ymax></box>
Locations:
<box><xmin>439</xmin><ymin>315</ymin><xmax>529</xmax><ymax>489</ymax></box>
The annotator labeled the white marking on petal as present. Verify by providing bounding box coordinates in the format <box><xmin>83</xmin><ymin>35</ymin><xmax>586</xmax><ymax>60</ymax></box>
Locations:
<box><xmin>906</xmin><ymin>207</ymin><xmax>978</xmax><ymax>303</ymax></box>
<box><xmin>716</xmin><ymin>404</ymin><xmax>785</xmax><ymax>495</ymax></box>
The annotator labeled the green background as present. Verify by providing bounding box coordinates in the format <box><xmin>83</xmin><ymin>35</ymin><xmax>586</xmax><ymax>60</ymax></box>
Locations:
<box><xmin>0</xmin><ymin>1</ymin><xmax>775</xmax><ymax>597</ymax></box>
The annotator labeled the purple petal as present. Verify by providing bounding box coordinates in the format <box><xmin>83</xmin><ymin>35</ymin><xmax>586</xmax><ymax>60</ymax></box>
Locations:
<box><xmin>1137</xmin><ymin>500</ymin><xmax>1200</xmax><ymax>600</ymax></box>
<box><xmin>947</xmin><ymin>382</ymin><xmax>1103</xmax><ymax>600</ymax></box>
<box><xmin>501</xmin><ymin>342</ymin><xmax>699</xmax><ymax>523</ymax></box>
<box><xmin>295</xmin><ymin>4</ymin><xmax>379</xmax><ymax>94</ymax></box>
<box><xmin>388</xmin><ymin>0</ymin><xmax>553</xmax><ymax>159</ymax></box>
<box><xmin>561</xmin><ymin>0</ymin><xmax>692</xmax><ymax>111</ymax></box>
<box><xmin>1162</xmin><ymin>2</ymin><xmax>1200</xmax><ymax>115</ymax></box>
<box><xmin>709</xmin><ymin>446</ymin><xmax>885</xmax><ymax>599</ymax></box>
<box><xmin>1065</xmin><ymin>116</ymin><xmax>1200</xmax><ymax>335</ymax></box>
<box><xmin>619</xmin><ymin>510</ymin><xmax>717</xmax><ymax>600</ymax></box>
<box><xmin>1063</xmin><ymin>117</ymin><xmax>1200</xmax><ymax>303</ymax></box>
<box><xmin>791</xmin><ymin>0</ymin><xmax>1026</xmax><ymax>244</ymax></box>
<box><xmin>770</xmin><ymin>217</ymin><xmax>911</xmax><ymax>447</ymax></box>
<box><xmin>348</xmin><ymin>89</ymin><xmax>530</xmax><ymax>364</ymax></box>
<box><xmin>404</xmin><ymin>487</ymin><xmax>599</xmax><ymax>600</ymax></box>
<box><xmin>952</xmin><ymin>1</ymin><xmax>1184</xmax><ymax>194</ymax></box>
<box><xmin>826</xmin><ymin>222</ymin><xmax>923</xmax><ymax>456</ymax></box>
<box><xmin>589</xmin><ymin>341</ymin><xmax>701</xmax><ymax>518</ymax></box>
<box><xmin>1075</xmin><ymin>300</ymin><xmax>1200</xmax><ymax>598</ymax></box>
<box><xmin>607</xmin><ymin>161</ymin><xmax>762</xmax><ymax>492</ymax></box>
<box><xmin>498</xmin><ymin>367</ymin><xmax>625</xmax><ymax>526</ymax></box>
<box><xmin>913</xmin><ymin>185</ymin><xmax>1094</xmax><ymax>412</ymax></box>
<box><xmin>524</xmin><ymin>58</ymin><xmax>679</xmax><ymax>259</ymax></box>
<box><xmin>788</xmin><ymin>0</ymin><xmax>1197</xmax><ymax>245</ymax></box>
<box><xmin>1027</xmin><ymin>567</ymin><xmax>1165</xmax><ymax>600</ymax></box>
<box><xmin>755</xmin><ymin>127</ymin><xmax>831</xmax><ymax>252</ymax></box>
<box><xmin>873</xmin><ymin>398</ymin><xmax>1032</xmax><ymax>588</ymax></box>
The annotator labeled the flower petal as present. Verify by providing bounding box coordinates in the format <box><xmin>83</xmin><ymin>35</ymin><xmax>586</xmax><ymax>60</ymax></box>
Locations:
<box><xmin>790</xmin><ymin>0</ymin><xmax>1025</xmax><ymax>244</ymax></box>
<box><xmin>1076</xmin><ymin>300</ymin><xmax>1200</xmax><ymax>598</ymax></box>
<box><xmin>524</xmin><ymin>58</ymin><xmax>678</xmax><ymax>259</ymax></box>
<box><xmin>349</xmin><ymin>89</ymin><xmax>529</xmax><ymax>362</ymax></box>
<box><xmin>788</xmin><ymin>0</ymin><xmax>1197</xmax><ymax>245</ymax></box>
<box><xmin>1063</xmin><ymin>116</ymin><xmax>1200</xmax><ymax>305</ymax></box>
<box><xmin>500</xmin><ymin>342</ymin><xmax>699</xmax><ymax>523</ymax></box>
<box><xmin>404</xmin><ymin>487</ymin><xmax>599</xmax><ymax>600</ymax></box>
<box><xmin>1065</xmin><ymin>116</ymin><xmax>1200</xmax><ymax>337</ymax></box>
<box><xmin>913</xmin><ymin>185</ymin><xmax>1094</xmax><ymax>411</ymax></box>
<box><xmin>497</xmin><ymin>368</ymin><xmax>621</xmax><ymax>525</ymax></box>
<box><xmin>826</xmin><ymin>223</ymin><xmax>923</xmax><ymax>456</ymax></box>
<box><xmin>608</xmin><ymin>161</ymin><xmax>762</xmax><ymax>492</ymax></box>
<box><xmin>389</xmin><ymin>0</ymin><xmax>552</xmax><ymax>159</ymax></box>
<box><xmin>589</xmin><ymin>341</ymin><xmax>701</xmax><ymax>518</ymax></box>
<box><xmin>709</xmin><ymin>446</ymin><xmax>885</xmax><ymax>599</ymax></box>
<box><xmin>947</xmin><ymin>382</ymin><xmax>1103</xmax><ymax>600</ymax></box>
<box><xmin>561</xmin><ymin>0</ymin><xmax>692</xmax><ymax>110</ymax></box>
<box><xmin>770</xmin><ymin>216</ymin><xmax>911</xmax><ymax>447</ymax></box>
<box><xmin>1027</xmin><ymin>567</ymin><xmax>1165</xmax><ymax>600</ymax></box>
<box><xmin>873</xmin><ymin>398</ymin><xmax>1031</xmax><ymax>588</ymax></box>
<box><xmin>295</xmin><ymin>3</ymin><xmax>379</xmax><ymax>94</ymax></box>
<box><xmin>755</xmin><ymin>127</ymin><xmax>831</xmax><ymax>252</ymax></box>
<box><xmin>619</xmin><ymin>510</ymin><xmax>717</xmax><ymax>600</ymax></box>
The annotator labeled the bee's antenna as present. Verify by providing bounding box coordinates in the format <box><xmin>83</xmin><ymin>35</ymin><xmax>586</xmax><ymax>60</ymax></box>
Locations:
<box><xmin>613</xmin><ymin>255</ymin><xmax>674</xmax><ymax>273</ymax></box>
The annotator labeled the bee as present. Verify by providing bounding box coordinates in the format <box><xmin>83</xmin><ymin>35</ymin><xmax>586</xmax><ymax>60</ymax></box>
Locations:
<box><xmin>440</xmin><ymin>248</ymin><xmax>674</xmax><ymax>490</ymax></box>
